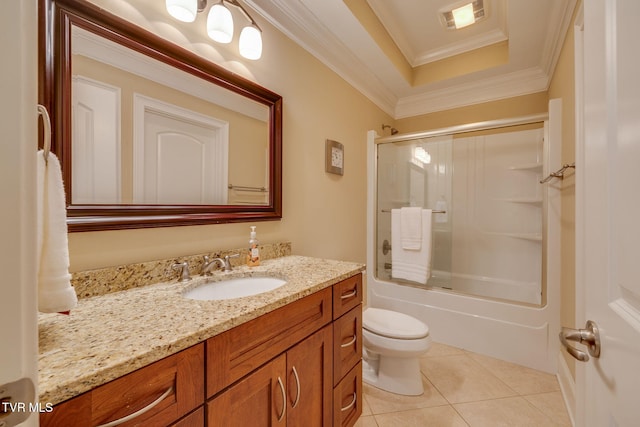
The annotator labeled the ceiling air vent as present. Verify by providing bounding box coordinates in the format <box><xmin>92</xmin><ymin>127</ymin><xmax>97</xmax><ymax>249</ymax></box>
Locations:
<box><xmin>440</xmin><ymin>0</ymin><xmax>487</xmax><ymax>30</ymax></box>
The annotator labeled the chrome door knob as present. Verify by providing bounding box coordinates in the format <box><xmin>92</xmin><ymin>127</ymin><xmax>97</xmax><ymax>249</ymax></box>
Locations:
<box><xmin>559</xmin><ymin>320</ymin><xmax>601</xmax><ymax>362</ymax></box>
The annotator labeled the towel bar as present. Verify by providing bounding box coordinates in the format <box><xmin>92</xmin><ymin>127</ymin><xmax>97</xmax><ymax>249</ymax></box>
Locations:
<box><xmin>381</xmin><ymin>209</ymin><xmax>446</xmax><ymax>214</ymax></box>
<box><xmin>540</xmin><ymin>162</ymin><xmax>575</xmax><ymax>183</ymax></box>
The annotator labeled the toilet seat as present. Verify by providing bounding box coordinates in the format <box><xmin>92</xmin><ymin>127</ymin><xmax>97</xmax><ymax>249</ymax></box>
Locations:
<box><xmin>363</xmin><ymin>307</ymin><xmax>429</xmax><ymax>340</ymax></box>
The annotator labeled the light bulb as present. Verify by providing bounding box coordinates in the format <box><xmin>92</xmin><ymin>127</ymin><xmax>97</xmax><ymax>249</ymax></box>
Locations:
<box><xmin>166</xmin><ymin>0</ymin><xmax>198</xmax><ymax>23</ymax></box>
<box><xmin>207</xmin><ymin>3</ymin><xmax>234</xmax><ymax>43</ymax></box>
<box><xmin>239</xmin><ymin>25</ymin><xmax>262</xmax><ymax>60</ymax></box>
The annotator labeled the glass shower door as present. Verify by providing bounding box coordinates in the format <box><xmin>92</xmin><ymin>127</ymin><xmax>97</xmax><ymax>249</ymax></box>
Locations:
<box><xmin>375</xmin><ymin>126</ymin><xmax>544</xmax><ymax>305</ymax></box>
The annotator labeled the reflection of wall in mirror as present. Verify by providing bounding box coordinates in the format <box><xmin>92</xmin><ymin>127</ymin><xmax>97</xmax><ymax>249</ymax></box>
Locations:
<box><xmin>72</xmin><ymin>54</ymin><xmax>269</xmax><ymax>205</ymax></box>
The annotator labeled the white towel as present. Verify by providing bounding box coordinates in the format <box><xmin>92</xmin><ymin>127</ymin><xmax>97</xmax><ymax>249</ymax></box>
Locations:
<box><xmin>37</xmin><ymin>150</ymin><xmax>77</xmax><ymax>313</ymax></box>
<box><xmin>391</xmin><ymin>209</ymin><xmax>432</xmax><ymax>284</ymax></box>
<box><xmin>400</xmin><ymin>207</ymin><xmax>422</xmax><ymax>250</ymax></box>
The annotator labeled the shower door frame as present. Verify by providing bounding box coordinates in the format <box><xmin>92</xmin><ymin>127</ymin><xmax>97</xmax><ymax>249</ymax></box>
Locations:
<box><xmin>366</xmin><ymin>104</ymin><xmax>562</xmax><ymax>374</ymax></box>
<box><xmin>371</xmin><ymin>113</ymin><xmax>550</xmax><ymax>306</ymax></box>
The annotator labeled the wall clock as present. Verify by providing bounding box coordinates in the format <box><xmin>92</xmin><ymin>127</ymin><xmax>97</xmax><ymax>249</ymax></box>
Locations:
<box><xmin>325</xmin><ymin>139</ymin><xmax>344</xmax><ymax>175</ymax></box>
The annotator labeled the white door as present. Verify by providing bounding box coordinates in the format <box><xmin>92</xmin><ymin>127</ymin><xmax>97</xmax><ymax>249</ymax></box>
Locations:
<box><xmin>132</xmin><ymin>97</ymin><xmax>229</xmax><ymax>205</ymax></box>
<box><xmin>142</xmin><ymin>111</ymin><xmax>223</xmax><ymax>204</ymax></box>
<box><xmin>572</xmin><ymin>1</ymin><xmax>640</xmax><ymax>425</ymax></box>
<box><xmin>0</xmin><ymin>0</ymin><xmax>39</xmax><ymax>426</ymax></box>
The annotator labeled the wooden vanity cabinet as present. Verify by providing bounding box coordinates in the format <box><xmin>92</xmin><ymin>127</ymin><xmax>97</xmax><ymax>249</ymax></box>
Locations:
<box><xmin>40</xmin><ymin>343</ymin><xmax>205</xmax><ymax>427</ymax></box>
<box><xmin>41</xmin><ymin>272</ymin><xmax>363</xmax><ymax>427</ymax></box>
<box><xmin>206</xmin><ymin>273</ymin><xmax>363</xmax><ymax>427</ymax></box>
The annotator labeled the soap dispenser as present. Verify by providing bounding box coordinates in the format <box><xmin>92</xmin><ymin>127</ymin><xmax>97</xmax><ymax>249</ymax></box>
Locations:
<box><xmin>247</xmin><ymin>226</ymin><xmax>260</xmax><ymax>267</ymax></box>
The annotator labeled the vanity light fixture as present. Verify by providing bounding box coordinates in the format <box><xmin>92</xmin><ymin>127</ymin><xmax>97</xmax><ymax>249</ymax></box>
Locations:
<box><xmin>166</xmin><ymin>0</ymin><xmax>263</xmax><ymax>60</ymax></box>
<box><xmin>166</xmin><ymin>0</ymin><xmax>206</xmax><ymax>23</ymax></box>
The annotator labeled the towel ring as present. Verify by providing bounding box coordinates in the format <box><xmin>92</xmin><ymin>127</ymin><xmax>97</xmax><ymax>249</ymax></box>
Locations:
<box><xmin>37</xmin><ymin>104</ymin><xmax>52</xmax><ymax>164</ymax></box>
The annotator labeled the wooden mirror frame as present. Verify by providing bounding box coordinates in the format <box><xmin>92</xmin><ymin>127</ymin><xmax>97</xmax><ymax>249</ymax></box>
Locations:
<box><xmin>38</xmin><ymin>0</ymin><xmax>282</xmax><ymax>232</ymax></box>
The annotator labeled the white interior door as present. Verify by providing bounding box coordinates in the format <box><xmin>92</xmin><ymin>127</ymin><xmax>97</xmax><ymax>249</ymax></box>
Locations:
<box><xmin>573</xmin><ymin>1</ymin><xmax>640</xmax><ymax>425</ymax></box>
<box><xmin>0</xmin><ymin>0</ymin><xmax>38</xmax><ymax>426</ymax></box>
<box><xmin>72</xmin><ymin>76</ymin><xmax>121</xmax><ymax>204</ymax></box>
<box><xmin>133</xmin><ymin>96</ymin><xmax>228</xmax><ymax>204</ymax></box>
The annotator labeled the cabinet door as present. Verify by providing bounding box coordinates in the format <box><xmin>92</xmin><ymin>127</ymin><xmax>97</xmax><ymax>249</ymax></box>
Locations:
<box><xmin>286</xmin><ymin>325</ymin><xmax>333</xmax><ymax>427</ymax></box>
<box><xmin>207</xmin><ymin>355</ymin><xmax>287</xmax><ymax>426</ymax></box>
<box><xmin>207</xmin><ymin>288</ymin><xmax>332</xmax><ymax>397</ymax></box>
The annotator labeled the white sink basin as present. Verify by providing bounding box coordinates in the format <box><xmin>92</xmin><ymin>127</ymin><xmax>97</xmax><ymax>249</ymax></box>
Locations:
<box><xmin>183</xmin><ymin>276</ymin><xmax>286</xmax><ymax>301</ymax></box>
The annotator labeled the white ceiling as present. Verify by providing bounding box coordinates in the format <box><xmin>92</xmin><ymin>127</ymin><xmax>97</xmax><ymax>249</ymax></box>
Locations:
<box><xmin>247</xmin><ymin>0</ymin><xmax>577</xmax><ymax>118</ymax></box>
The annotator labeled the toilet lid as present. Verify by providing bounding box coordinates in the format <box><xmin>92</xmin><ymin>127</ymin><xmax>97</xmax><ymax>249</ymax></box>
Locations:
<box><xmin>363</xmin><ymin>308</ymin><xmax>429</xmax><ymax>339</ymax></box>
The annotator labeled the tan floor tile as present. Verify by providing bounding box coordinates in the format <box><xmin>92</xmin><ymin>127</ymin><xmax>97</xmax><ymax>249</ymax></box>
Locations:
<box><xmin>374</xmin><ymin>405</ymin><xmax>468</xmax><ymax>427</ymax></box>
<box><xmin>362</xmin><ymin>391</ymin><xmax>373</xmax><ymax>416</ymax></box>
<box><xmin>454</xmin><ymin>396</ymin><xmax>555</xmax><ymax>427</ymax></box>
<box><xmin>363</xmin><ymin>378</ymin><xmax>448</xmax><ymax>415</ymax></box>
<box><xmin>524</xmin><ymin>392</ymin><xmax>572</xmax><ymax>426</ymax></box>
<box><xmin>354</xmin><ymin>415</ymin><xmax>379</xmax><ymax>427</ymax></box>
<box><xmin>422</xmin><ymin>341</ymin><xmax>468</xmax><ymax>358</ymax></box>
<box><xmin>467</xmin><ymin>352</ymin><xmax>560</xmax><ymax>395</ymax></box>
<box><xmin>420</xmin><ymin>354</ymin><xmax>517</xmax><ymax>404</ymax></box>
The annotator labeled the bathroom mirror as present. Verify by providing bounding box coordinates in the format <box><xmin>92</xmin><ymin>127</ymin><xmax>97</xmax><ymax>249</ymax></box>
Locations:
<box><xmin>39</xmin><ymin>0</ymin><xmax>282</xmax><ymax>231</ymax></box>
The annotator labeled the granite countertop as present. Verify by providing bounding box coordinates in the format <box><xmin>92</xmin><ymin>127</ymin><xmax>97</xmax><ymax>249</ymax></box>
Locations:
<box><xmin>38</xmin><ymin>255</ymin><xmax>365</xmax><ymax>406</ymax></box>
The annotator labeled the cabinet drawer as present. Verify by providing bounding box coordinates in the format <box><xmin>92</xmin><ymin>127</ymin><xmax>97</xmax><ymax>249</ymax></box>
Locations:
<box><xmin>207</xmin><ymin>287</ymin><xmax>333</xmax><ymax>397</ymax></box>
<box><xmin>332</xmin><ymin>274</ymin><xmax>362</xmax><ymax>320</ymax></box>
<box><xmin>41</xmin><ymin>343</ymin><xmax>204</xmax><ymax>427</ymax></box>
<box><xmin>333</xmin><ymin>305</ymin><xmax>362</xmax><ymax>387</ymax></box>
<box><xmin>333</xmin><ymin>361</ymin><xmax>362</xmax><ymax>427</ymax></box>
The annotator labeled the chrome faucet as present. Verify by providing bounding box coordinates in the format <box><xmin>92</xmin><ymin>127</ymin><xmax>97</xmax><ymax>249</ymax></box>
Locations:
<box><xmin>171</xmin><ymin>261</ymin><xmax>191</xmax><ymax>282</ymax></box>
<box><xmin>202</xmin><ymin>254</ymin><xmax>239</xmax><ymax>275</ymax></box>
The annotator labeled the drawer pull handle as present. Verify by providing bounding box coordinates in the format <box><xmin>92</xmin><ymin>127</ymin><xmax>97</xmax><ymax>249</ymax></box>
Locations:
<box><xmin>276</xmin><ymin>377</ymin><xmax>286</xmax><ymax>422</ymax></box>
<box><xmin>96</xmin><ymin>385</ymin><xmax>174</xmax><ymax>427</ymax></box>
<box><xmin>341</xmin><ymin>392</ymin><xmax>357</xmax><ymax>412</ymax></box>
<box><xmin>341</xmin><ymin>335</ymin><xmax>357</xmax><ymax>348</ymax></box>
<box><xmin>340</xmin><ymin>289</ymin><xmax>357</xmax><ymax>300</ymax></box>
<box><xmin>291</xmin><ymin>366</ymin><xmax>301</xmax><ymax>409</ymax></box>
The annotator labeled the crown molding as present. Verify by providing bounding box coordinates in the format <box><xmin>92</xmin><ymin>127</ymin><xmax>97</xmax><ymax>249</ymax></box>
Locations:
<box><xmin>248</xmin><ymin>0</ymin><xmax>575</xmax><ymax>119</ymax></box>
<box><xmin>395</xmin><ymin>67</ymin><xmax>549</xmax><ymax>119</ymax></box>
<box><xmin>540</xmin><ymin>0</ymin><xmax>578</xmax><ymax>78</ymax></box>
<box><xmin>246</xmin><ymin>0</ymin><xmax>398</xmax><ymax>116</ymax></box>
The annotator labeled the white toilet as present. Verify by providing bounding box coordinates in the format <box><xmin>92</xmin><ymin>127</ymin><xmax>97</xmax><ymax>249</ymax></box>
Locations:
<box><xmin>362</xmin><ymin>307</ymin><xmax>431</xmax><ymax>396</ymax></box>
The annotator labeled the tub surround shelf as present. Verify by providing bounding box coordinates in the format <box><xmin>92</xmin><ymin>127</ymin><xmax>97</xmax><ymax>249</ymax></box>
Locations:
<box><xmin>508</xmin><ymin>162</ymin><xmax>543</xmax><ymax>171</ymax></box>
<box><xmin>484</xmin><ymin>231</ymin><xmax>543</xmax><ymax>241</ymax></box>
<box><xmin>496</xmin><ymin>197</ymin><xmax>543</xmax><ymax>204</ymax></box>
<box><xmin>38</xmin><ymin>255</ymin><xmax>364</xmax><ymax>407</ymax></box>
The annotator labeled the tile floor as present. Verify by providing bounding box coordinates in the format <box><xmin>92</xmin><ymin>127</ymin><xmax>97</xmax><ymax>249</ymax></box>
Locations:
<box><xmin>356</xmin><ymin>342</ymin><xmax>572</xmax><ymax>427</ymax></box>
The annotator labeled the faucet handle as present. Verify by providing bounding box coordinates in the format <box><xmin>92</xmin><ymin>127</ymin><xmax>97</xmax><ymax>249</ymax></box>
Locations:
<box><xmin>223</xmin><ymin>253</ymin><xmax>240</xmax><ymax>271</ymax></box>
<box><xmin>172</xmin><ymin>261</ymin><xmax>191</xmax><ymax>282</ymax></box>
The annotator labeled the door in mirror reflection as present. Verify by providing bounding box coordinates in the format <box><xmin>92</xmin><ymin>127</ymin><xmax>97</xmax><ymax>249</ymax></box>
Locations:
<box><xmin>70</xmin><ymin>24</ymin><xmax>269</xmax><ymax>206</ymax></box>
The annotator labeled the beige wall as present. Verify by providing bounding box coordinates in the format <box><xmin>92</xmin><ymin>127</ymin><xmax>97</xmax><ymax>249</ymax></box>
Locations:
<box><xmin>69</xmin><ymin>1</ymin><xmax>392</xmax><ymax>271</ymax></box>
<box><xmin>548</xmin><ymin>1</ymin><xmax>581</xmax><ymax>379</ymax></box>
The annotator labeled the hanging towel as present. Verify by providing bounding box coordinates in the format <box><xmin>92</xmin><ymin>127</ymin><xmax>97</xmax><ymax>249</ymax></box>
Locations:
<box><xmin>391</xmin><ymin>209</ymin><xmax>432</xmax><ymax>284</ymax></box>
<box><xmin>400</xmin><ymin>207</ymin><xmax>423</xmax><ymax>250</ymax></box>
<box><xmin>37</xmin><ymin>150</ymin><xmax>77</xmax><ymax>313</ymax></box>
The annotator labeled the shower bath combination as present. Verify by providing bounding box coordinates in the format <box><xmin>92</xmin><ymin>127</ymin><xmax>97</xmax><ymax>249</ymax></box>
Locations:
<box><xmin>366</xmin><ymin>105</ymin><xmax>562</xmax><ymax>375</ymax></box>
